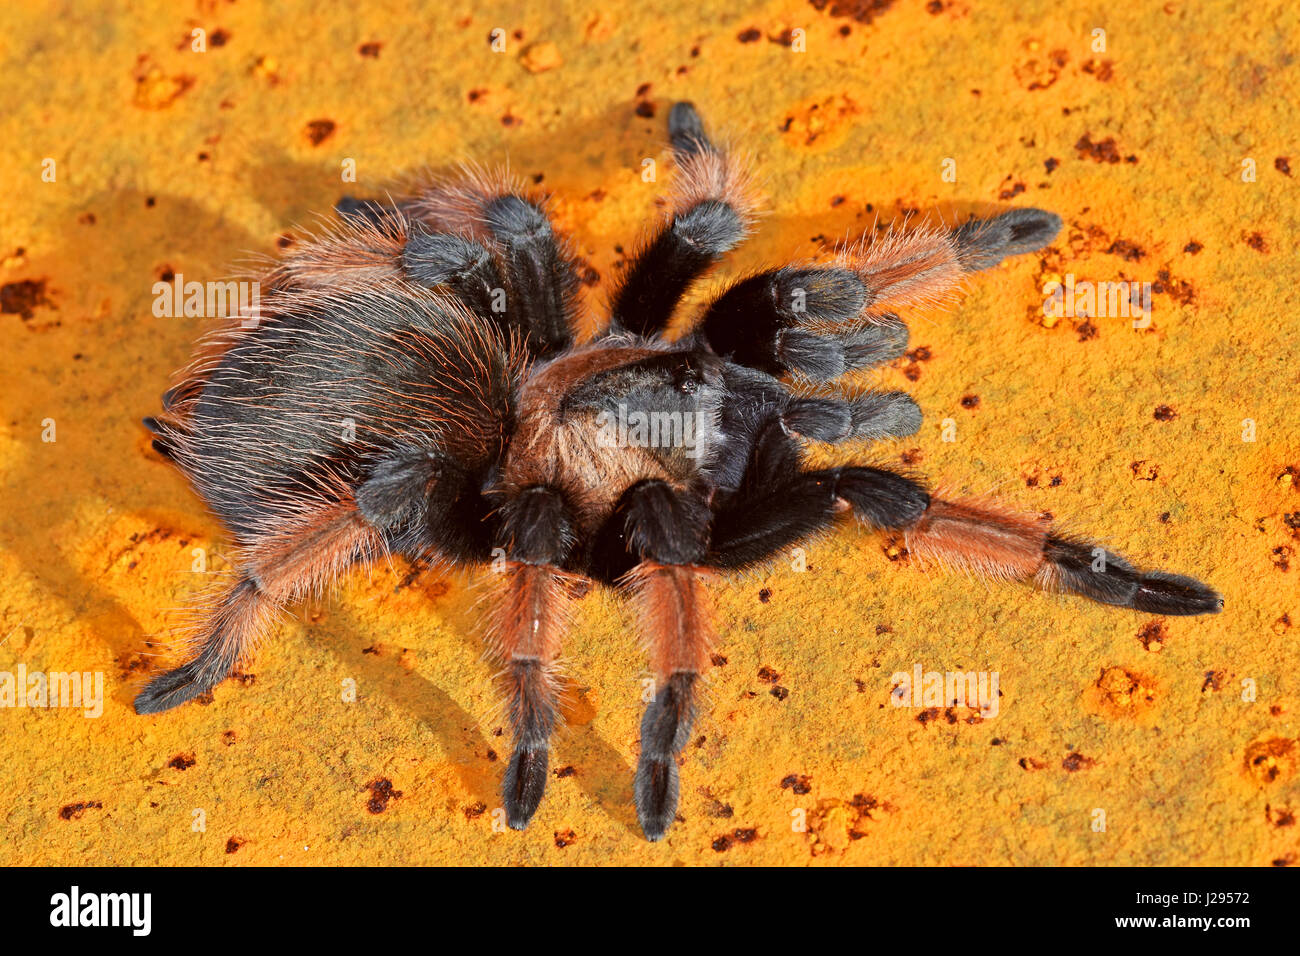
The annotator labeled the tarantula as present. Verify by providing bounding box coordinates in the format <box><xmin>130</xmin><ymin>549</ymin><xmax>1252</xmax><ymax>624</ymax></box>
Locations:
<box><xmin>139</xmin><ymin>102</ymin><xmax>1221</xmax><ymax>841</ymax></box>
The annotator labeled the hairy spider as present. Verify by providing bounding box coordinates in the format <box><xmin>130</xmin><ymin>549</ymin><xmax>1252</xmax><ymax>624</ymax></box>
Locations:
<box><xmin>139</xmin><ymin>102</ymin><xmax>1221</xmax><ymax>841</ymax></box>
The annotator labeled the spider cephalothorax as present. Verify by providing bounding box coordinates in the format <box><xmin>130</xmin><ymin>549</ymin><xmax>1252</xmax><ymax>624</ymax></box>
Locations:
<box><xmin>139</xmin><ymin>102</ymin><xmax>1221</xmax><ymax>841</ymax></box>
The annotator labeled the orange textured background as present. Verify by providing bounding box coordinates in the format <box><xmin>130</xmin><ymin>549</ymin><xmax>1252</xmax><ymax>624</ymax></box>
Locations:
<box><xmin>0</xmin><ymin>0</ymin><xmax>1297</xmax><ymax>865</ymax></box>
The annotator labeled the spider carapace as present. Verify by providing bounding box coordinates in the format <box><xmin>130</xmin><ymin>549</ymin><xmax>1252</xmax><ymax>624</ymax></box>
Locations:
<box><xmin>139</xmin><ymin>102</ymin><xmax>1221</xmax><ymax>841</ymax></box>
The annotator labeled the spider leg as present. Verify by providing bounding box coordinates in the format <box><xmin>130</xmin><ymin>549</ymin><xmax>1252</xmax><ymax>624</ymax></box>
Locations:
<box><xmin>356</xmin><ymin>446</ymin><xmax>498</xmax><ymax>564</ymax></box>
<box><xmin>489</xmin><ymin>486</ymin><xmax>584</xmax><ymax>830</ymax></box>
<box><xmin>783</xmin><ymin>390</ymin><xmax>922</xmax><ymax>444</ymax></box>
<box><xmin>707</xmin><ymin>424</ymin><xmax>1221</xmax><ymax>615</ymax></box>
<box><xmin>607</xmin><ymin>101</ymin><xmax>759</xmax><ymax>339</ymax></box>
<box><xmin>282</xmin><ymin>200</ymin><xmax>535</xmax><ymax>347</ymax></box>
<box><xmin>602</xmin><ymin>479</ymin><xmax>715</xmax><ymax>841</ymax></box>
<box><xmin>134</xmin><ymin>502</ymin><xmax>384</xmax><ymax>714</ymax></box>
<box><xmin>407</xmin><ymin>171</ymin><xmax>580</xmax><ymax>356</ymax></box>
<box><xmin>696</xmin><ymin>207</ymin><xmax>1061</xmax><ymax>381</ymax></box>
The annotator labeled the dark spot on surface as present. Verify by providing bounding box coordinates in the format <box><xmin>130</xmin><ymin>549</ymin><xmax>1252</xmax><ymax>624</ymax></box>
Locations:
<box><xmin>635</xmin><ymin>82</ymin><xmax>652</xmax><ymax>96</ymax></box>
<box><xmin>710</xmin><ymin>653</ymin><xmax>728</xmax><ymax>666</ymax></box>
<box><xmin>906</xmin><ymin>346</ymin><xmax>932</xmax><ymax>362</ymax></box>
<box><xmin>991</xmin><ymin>737</ymin><xmax>1003</xmax><ymax>746</ymax></box>
<box><xmin>1019</xmin><ymin>756</ymin><xmax>1046</xmax><ymax>771</ymax></box>
<box><xmin>1137</xmin><ymin>619</ymin><xmax>1167</xmax><ymax>651</ymax></box>
<box><xmin>998</xmin><ymin>181</ymin><xmax>1026</xmax><ymax>200</ymax></box>
<box><xmin>554</xmin><ymin>828</ymin><xmax>577</xmax><ymax>848</ymax></box>
<box><xmin>277</xmin><ymin>233</ymin><xmax>295</xmax><ymax>249</ymax></box>
<box><xmin>1075</xmin><ymin>133</ymin><xmax>1123</xmax><ymax>164</ymax></box>
<box><xmin>1159</xmin><ymin>511</ymin><xmax>1171</xmax><ymax>523</ymax></box>
<box><xmin>926</xmin><ymin>0</ymin><xmax>943</xmax><ymax>11</ymax></box>
<box><xmin>1244</xmin><ymin>231</ymin><xmax>1268</xmax><ymax>252</ymax></box>
<box><xmin>758</xmin><ymin>588</ymin><xmax>771</xmax><ymax>603</ymax></box>
<box><xmin>358</xmin><ymin>42</ymin><xmax>382</xmax><ymax>58</ymax></box>
<box><xmin>916</xmin><ymin>707</ymin><xmax>941</xmax><ymax>725</ymax></box>
<box><xmin>770</xmin><ymin>685</ymin><xmax>789</xmax><ymax>700</ymax></box>
<box><xmin>1130</xmin><ymin>460</ymin><xmax>1159</xmax><ymax>481</ymax></box>
<box><xmin>712</xmin><ymin>834</ymin><xmax>732</xmax><ymax>851</ymax></box>
<box><xmin>1</xmin><ymin>279</ymin><xmax>51</xmax><ymax>319</ymax></box>
<box><xmin>1184</xmin><ymin>240</ymin><xmax>1203</xmax><ymax>254</ymax></box>
<box><xmin>464</xmin><ymin>802</ymin><xmax>487</xmax><ymax>819</ymax></box>
<box><xmin>1082</xmin><ymin>58</ymin><xmax>1114</xmax><ymax>81</ymax></box>
<box><xmin>635</xmin><ymin>101</ymin><xmax>655</xmax><ymax>118</ymax></box>
<box><xmin>1062</xmin><ymin>752</ymin><xmax>1096</xmax><ymax>772</ymax></box>
<box><xmin>168</xmin><ymin>752</ymin><xmax>196</xmax><ymax>770</ymax></box>
<box><xmin>1271</xmin><ymin>545</ymin><xmax>1293</xmax><ymax>572</ymax></box>
<box><xmin>305</xmin><ymin>119</ymin><xmax>336</xmax><ymax>146</ymax></box>
<box><xmin>732</xmin><ymin>827</ymin><xmax>758</xmax><ymax>843</ymax></box>
<box><xmin>737</xmin><ymin>27</ymin><xmax>762</xmax><ymax>43</ymax></box>
<box><xmin>960</xmin><ymin>394</ymin><xmax>980</xmax><ymax>409</ymax></box>
<box><xmin>1106</xmin><ymin>239</ymin><xmax>1145</xmax><ymax>261</ymax></box>
<box><xmin>501</xmin><ymin>113</ymin><xmax>521</xmax><ymax>128</ymax></box>
<box><xmin>225</xmin><ymin>837</ymin><xmax>245</xmax><ymax>853</ymax></box>
<box><xmin>1275</xmin><ymin>157</ymin><xmax>1292</xmax><ymax>176</ymax></box>
<box><xmin>1154</xmin><ymin>404</ymin><xmax>1177</xmax><ymax>421</ymax></box>
<box><xmin>1044</xmin><ymin>156</ymin><xmax>1059</xmax><ymax>173</ymax></box>
<box><xmin>808</xmin><ymin>0</ymin><xmax>896</xmax><ymax>24</ymax></box>
<box><xmin>485</xmin><ymin>748</ymin><xmax>499</xmax><ymax>761</ymax></box>
<box><xmin>364</xmin><ymin>778</ymin><xmax>402</xmax><ymax>814</ymax></box>
<box><xmin>757</xmin><ymin>665</ymin><xmax>781</xmax><ymax>683</ymax></box>
<box><xmin>145</xmin><ymin>196</ymin><xmax>156</xmax><ymax>207</ymax></box>
<box><xmin>59</xmin><ymin>801</ymin><xmax>103</xmax><ymax>820</ymax></box>
<box><xmin>222</xmin><ymin>730</ymin><xmax>236</xmax><ymax>746</ymax></box>
<box><xmin>1202</xmin><ymin>670</ymin><xmax>1225</xmax><ymax>693</ymax></box>
<box><xmin>900</xmin><ymin>448</ymin><xmax>923</xmax><ymax>465</ymax></box>
<box><xmin>554</xmin><ymin>765</ymin><xmax>576</xmax><ymax>778</ymax></box>
<box><xmin>781</xmin><ymin>774</ymin><xmax>812</xmax><ymax>794</ymax></box>
<box><xmin>467</xmin><ymin>88</ymin><xmax>486</xmax><ymax>103</ymax></box>
<box><xmin>1268</xmin><ymin>805</ymin><xmax>1295</xmax><ymax>827</ymax></box>
<box><xmin>706</xmin><ymin>798</ymin><xmax>734</xmax><ymax>818</ymax></box>
<box><xmin>209</xmin><ymin>29</ymin><xmax>230</xmax><ymax>47</ymax></box>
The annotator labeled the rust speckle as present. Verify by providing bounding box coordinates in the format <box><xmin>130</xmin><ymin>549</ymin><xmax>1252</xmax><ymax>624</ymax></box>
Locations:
<box><xmin>305</xmin><ymin>119</ymin><xmax>336</xmax><ymax>146</ymax></box>
<box><xmin>1062</xmin><ymin>751</ymin><xmax>1096</xmax><ymax>772</ymax></box>
<box><xmin>808</xmin><ymin>0</ymin><xmax>896</xmax><ymax>24</ymax></box>
<box><xmin>364</xmin><ymin>777</ymin><xmax>403</xmax><ymax>814</ymax></box>
<box><xmin>1245</xmin><ymin>738</ymin><xmax>1296</xmax><ymax>785</ymax></box>
<box><xmin>1136</xmin><ymin>620</ymin><xmax>1167</xmax><ymax>651</ymax></box>
<box><xmin>59</xmin><ymin>801</ymin><xmax>103</xmax><ymax>820</ymax></box>
<box><xmin>168</xmin><ymin>752</ymin><xmax>196</xmax><ymax>770</ymax></box>
<box><xmin>1</xmin><ymin>279</ymin><xmax>52</xmax><ymax>320</ymax></box>
<box><xmin>781</xmin><ymin>773</ymin><xmax>812</xmax><ymax>794</ymax></box>
<box><xmin>1075</xmin><ymin>133</ymin><xmax>1124</xmax><ymax>164</ymax></box>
